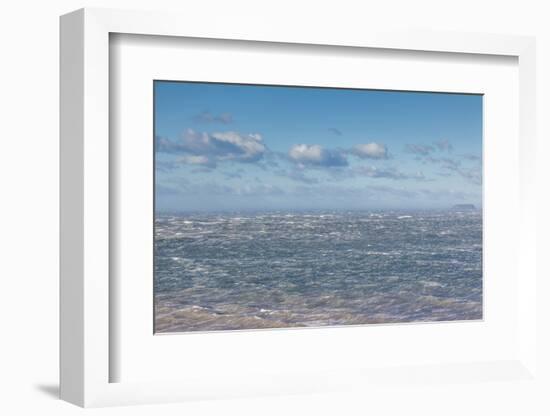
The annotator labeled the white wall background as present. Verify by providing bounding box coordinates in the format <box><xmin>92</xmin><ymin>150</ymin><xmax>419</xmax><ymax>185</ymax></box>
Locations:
<box><xmin>1</xmin><ymin>1</ymin><xmax>548</xmax><ymax>415</ymax></box>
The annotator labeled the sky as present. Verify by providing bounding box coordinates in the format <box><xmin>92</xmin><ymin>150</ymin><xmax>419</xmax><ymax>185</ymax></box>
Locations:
<box><xmin>155</xmin><ymin>81</ymin><xmax>482</xmax><ymax>213</ymax></box>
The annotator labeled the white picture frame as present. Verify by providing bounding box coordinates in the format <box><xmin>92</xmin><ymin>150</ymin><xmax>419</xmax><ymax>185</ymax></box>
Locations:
<box><xmin>60</xmin><ymin>7</ymin><xmax>537</xmax><ymax>408</ymax></box>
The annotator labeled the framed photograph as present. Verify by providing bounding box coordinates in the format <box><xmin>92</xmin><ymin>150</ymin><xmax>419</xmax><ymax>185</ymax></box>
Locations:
<box><xmin>60</xmin><ymin>8</ymin><xmax>538</xmax><ymax>407</ymax></box>
<box><xmin>153</xmin><ymin>81</ymin><xmax>484</xmax><ymax>334</ymax></box>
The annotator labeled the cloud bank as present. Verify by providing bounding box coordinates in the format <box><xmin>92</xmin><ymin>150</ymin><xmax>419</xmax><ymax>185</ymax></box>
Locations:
<box><xmin>158</xmin><ymin>130</ymin><xmax>480</xmax><ymax>187</ymax></box>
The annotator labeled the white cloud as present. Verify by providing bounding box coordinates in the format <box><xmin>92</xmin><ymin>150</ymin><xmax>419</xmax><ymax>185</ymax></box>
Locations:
<box><xmin>157</xmin><ymin>129</ymin><xmax>266</xmax><ymax>164</ymax></box>
<box><xmin>288</xmin><ymin>144</ymin><xmax>348</xmax><ymax>167</ymax></box>
<box><xmin>289</xmin><ymin>144</ymin><xmax>323</xmax><ymax>162</ymax></box>
<box><xmin>210</xmin><ymin>131</ymin><xmax>265</xmax><ymax>162</ymax></box>
<box><xmin>351</xmin><ymin>143</ymin><xmax>388</xmax><ymax>159</ymax></box>
<box><xmin>178</xmin><ymin>155</ymin><xmax>213</xmax><ymax>166</ymax></box>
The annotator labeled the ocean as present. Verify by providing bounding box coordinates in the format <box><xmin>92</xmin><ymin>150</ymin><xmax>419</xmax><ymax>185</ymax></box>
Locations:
<box><xmin>154</xmin><ymin>210</ymin><xmax>482</xmax><ymax>333</ymax></box>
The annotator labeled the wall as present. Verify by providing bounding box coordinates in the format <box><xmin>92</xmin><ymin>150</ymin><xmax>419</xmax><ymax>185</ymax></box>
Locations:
<box><xmin>1</xmin><ymin>1</ymin><xmax>548</xmax><ymax>414</ymax></box>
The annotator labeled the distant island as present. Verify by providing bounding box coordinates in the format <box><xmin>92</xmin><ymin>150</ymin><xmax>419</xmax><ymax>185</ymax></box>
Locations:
<box><xmin>452</xmin><ymin>204</ymin><xmax>476</xmax><ymax>210</ymax></box>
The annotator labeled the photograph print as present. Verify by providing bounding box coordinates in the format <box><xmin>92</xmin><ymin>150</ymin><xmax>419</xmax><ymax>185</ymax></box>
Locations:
<box><xmin>154</xmin><ymin>81</ymin><xmax>483</xmax><ymax>333</ymax></box>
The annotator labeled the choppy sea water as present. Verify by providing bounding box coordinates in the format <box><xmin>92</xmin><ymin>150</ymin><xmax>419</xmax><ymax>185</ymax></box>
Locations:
<box><xmin>154</xmin><ymin>211</ymin><xmax>482</xmax><ymax>333</ymax></box>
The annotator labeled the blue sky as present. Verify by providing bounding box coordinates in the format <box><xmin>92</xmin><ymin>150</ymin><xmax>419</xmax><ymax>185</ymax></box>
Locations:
<box><xmin>155</xmin><ymin>81</ymin><xmax>482</xmax><ymax>212</ymax></box>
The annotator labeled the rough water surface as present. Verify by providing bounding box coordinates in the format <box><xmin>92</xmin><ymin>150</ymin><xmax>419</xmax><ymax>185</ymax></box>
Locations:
<box><xmin>154</xmin><ymin>210</ymin><xmax>482</xmax><ymax>332</ymax></box>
